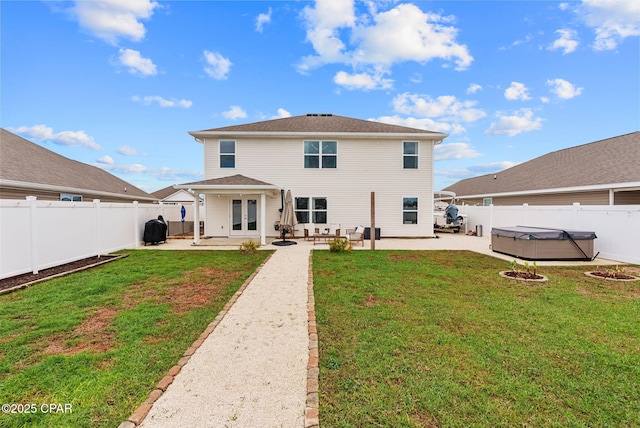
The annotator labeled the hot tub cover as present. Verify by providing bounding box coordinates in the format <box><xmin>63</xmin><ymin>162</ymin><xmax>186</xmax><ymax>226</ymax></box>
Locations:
<box><xmin>491</xmin><ymin>226</ymin><xmax>596</xmax><ymax>240</ymax></box>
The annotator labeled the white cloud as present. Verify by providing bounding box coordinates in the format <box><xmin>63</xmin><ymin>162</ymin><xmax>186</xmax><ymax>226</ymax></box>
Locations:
<box><xmin>333</xmin><ymin>70</ymin><xmax>393</xmax><ymax>90</ymax></box>
<box><xmin>485</xmin><ymin>108</ymin><xmax>544</xmax><ymax>136</ymax></box>
<box><xmin>71</xmin><ymin>0</ymin><xmax>159</xmax><ymax>45</ymax></box>
<box><xmin>256</xmin><ymin>8</ymin><xmax>272</xmax><ymax>32</ymax></box>
<box><xmin>11</xmin><ymin>124</ymin><xmax>100</xmax><ymax>150</ymax></box>
<box><xmin>392</xmin><ymin>93</ymin><xmax>486</xmax><ymax>123</ymax></box>
<box><xmin>467</xmin><ymin>83</ymin><xmax>482</xmax><ymax>94</ymax></box>
<box><xmin>546</xmin><ymin>78</ymin><xmax>584</xmax><ymax>99</ymax></box>
<box><xmin>273</xmin><ymin>108</ymin><xmax>292</xmax><ymax>119</ymax></box>
<box><xmin>96</xmin><ymin>162</ymin><xmax>203</xmax><ymax>182</ymax></box>
<box><xmin>118</xmin><ymin>145</ymin><xmax>142</xmax><ymax>156</ymax></box>
<box><xmin>131</xmin><ymin>95</ymin><xmax>192</xmax><ymax>108</ymax></box>
<box><xmin>435</xmin><ymin>142</ymin><xmax>482</xmax><ymax>161</ymax></box>
<box><xmin>374</xmin><ymin>115</ymin><xmax>465</xmax><ymax>135</ymax></box>
<box><xmin>504</xmin><ymin>82</ymin><xmax>531</xmax><ymax>101</ymax></box>
<box><xmin>97</xmin><ymin>155</ymin><xmax>114</xmax><ymax>164</ymax></box>
<box><xmin>548</xmin><ymin>29</ymin><xmax>579</xmax><ymax>54</ymax></box>
<box><xmin>299</xmin><ymin>1</ymin><xmax>472</xmax><ymax>78</ymax></box>
<box><xmin>222</xmin><ymin>106</ymin><xmax>247</xmax><ymax>120</ymax></box>
<box><xmin>468</xmin><ymin>161</ymin><xmax>520</xmax><ymax>175</ymax></box>
<box><xmin>118</xmin><ymin>48</ymin><xmax>157</xmax><ymax>76</ymax></box>
<box><xmin>203</xmin><ymin>50</ymin><xmax>232</xmax><ymax>80</ymax></box>
<box><xmin>578</xmin><ymin>0</ymin><xmax>640</xmax><ymax>50</ymax></box>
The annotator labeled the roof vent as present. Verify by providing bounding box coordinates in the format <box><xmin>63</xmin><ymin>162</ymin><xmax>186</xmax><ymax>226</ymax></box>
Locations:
<box><xmin>306</xmin><ymin>113</ymin><xmax>333</xmax><ymax>117</ymax></box>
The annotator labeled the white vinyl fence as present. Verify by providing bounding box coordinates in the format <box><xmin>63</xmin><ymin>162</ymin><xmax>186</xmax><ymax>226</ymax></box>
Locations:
<box><xmin>459</xmin><ymin>203</ymin><xmax>640</xmax><ymax>264</ymax></box>
<box><xmin>0</xmin><ymin>197</ymin><xmax>163</xmax><ymax>279</ymax></box>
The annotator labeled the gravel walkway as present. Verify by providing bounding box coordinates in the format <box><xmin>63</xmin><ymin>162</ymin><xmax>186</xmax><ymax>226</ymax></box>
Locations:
<box><xmin>137</xmin><ymin>243</ymin><xmax>311</xmax><ymax>428</ymax></box>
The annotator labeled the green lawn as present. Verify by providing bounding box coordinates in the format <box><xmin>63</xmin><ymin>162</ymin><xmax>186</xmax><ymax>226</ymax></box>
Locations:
<box><xmin>313</xmin><ymin>250</ymin><xmax>640</xmax><ymax>428</ymax></box>
<box><xmin>0</xmin><ymin>250</ymin><xmax>270</xmax><ymax>428</ymax></box>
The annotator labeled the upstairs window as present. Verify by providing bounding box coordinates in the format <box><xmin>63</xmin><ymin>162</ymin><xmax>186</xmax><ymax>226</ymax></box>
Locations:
<box><xmin>220</xmin><ymin>140</ymin><xmax>235</xmax><ymax>168</ymax></box>
<box><xmin>304</xmin><ymin>141</ymin><xmax>337</xmax><ymax>168</ymax></box>
<box><xmin>403</xmin><ymin>141</ymin><xmax>418</xmax><ymax>169</ymax></box>
<box><xmin>403</xmin><ymin>197</ymin><xmax>418</xmax><ymax>224</ymax></box>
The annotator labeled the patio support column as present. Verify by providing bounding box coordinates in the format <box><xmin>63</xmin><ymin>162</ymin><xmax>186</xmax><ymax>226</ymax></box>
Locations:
<box><xmin>193</xmin><ymin>192</ymin><xmax>200</xmax><ymax>245</ymax></box>
<box><xmin>260</xmin><ymin>193</ymin><xmax>266</xmax><ymax>245</ymax></box>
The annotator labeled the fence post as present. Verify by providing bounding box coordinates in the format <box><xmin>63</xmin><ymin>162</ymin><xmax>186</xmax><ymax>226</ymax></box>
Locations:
<box><xmin>27</xmin><ymin>196</ymin><xmax>38</xmax><ymax>274</ymax></box>
<box><xmin>489</xmin><ymin>204</ymin><xmax>494</xmax><ymax>233</ymax></box>
<box><xmin>133</xmin><ymin>201</ymin><xmax>140</xmax><ymax>247</ymax></box>
<box><xmin>94</xmin><ymin>199</ymin><xmax>101</xmax><ymax>257</ymax></box>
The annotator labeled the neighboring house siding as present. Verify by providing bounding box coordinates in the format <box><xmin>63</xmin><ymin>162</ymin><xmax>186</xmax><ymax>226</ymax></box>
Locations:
<box><xmin>615</xmin><ymin>190</ymin><xmax>640</xmax><ymax>205</ymax></box>
<box><xmin>203</xmin><ymin>137</ymin><xmax>435</xmax><ymax>237</ymax></box>
<box><xmin>460</xmin><ymin>191</ymin><xmax>610</xmax><ymax>206</ymax></box>
<box><xmin>0</xmin><ymin>187</ymin><xmax>142</xmax><ymax>203</ymax></box>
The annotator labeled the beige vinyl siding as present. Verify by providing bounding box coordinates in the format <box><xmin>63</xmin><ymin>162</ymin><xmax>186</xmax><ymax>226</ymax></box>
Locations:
<box><xmin>615</xmin><ymin>190</ymin><xmax>640</xmax><ymax>205</ymax></box>
<box><xmin>203</xmin><ymin>137</ymin><xmax>436</xmax><ymax>237</ymax></box>
<box><xmin>458</xmin><ymin>190</ymin><xmax>610</xmax><ymax>206</ymax></box>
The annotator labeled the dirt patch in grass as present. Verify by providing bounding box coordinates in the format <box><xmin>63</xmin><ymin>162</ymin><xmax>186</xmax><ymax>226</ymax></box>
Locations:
<box><xmin>45</xmin><ymin>308</ymin><xmax>117</xmax><ymax>356</ymax></box>
<box><xmin>576</xmin><ymin>282</ymin><xmax>640</xmax><ymax>299</ymax></box>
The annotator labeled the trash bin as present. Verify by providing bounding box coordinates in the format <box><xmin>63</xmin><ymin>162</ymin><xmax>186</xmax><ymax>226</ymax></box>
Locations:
<box><xmin>475</xmin><ymin>225</ymin><xmax>483</xmax><ymax>237</ymax></box>
<box><xmin>364</xmin><ymin>227</ymin><xmax>381</xmax><ymax>240</ymax></box>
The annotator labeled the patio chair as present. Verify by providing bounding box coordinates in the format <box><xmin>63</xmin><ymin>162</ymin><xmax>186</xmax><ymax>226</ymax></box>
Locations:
<box><xmin>303</xmin><ymin>223</ymin><xmax>315</xmax><ymax>241</ymax></box>
<box><xmin>348</xmin><ymin>225</ymin><xmax>365</xmax><ymax>247</ymax></box>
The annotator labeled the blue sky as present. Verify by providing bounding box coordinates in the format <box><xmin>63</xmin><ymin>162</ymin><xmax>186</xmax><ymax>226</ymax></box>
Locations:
<box><xmin>2</xmin><ymin>0</ymin><xmax>638</xmax><ymax>193</ymax></box>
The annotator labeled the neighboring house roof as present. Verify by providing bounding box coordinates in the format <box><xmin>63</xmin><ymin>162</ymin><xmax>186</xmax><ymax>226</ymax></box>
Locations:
<box><xmin>151</xmin><ymin>185</ymin><xmax>202</xmax><ymax>203</ymax></box>
<box><xmin>190</xmin><ymin>113</ymin><xmax>447</xmax><ymax>139</ymax></box>
<box><xmin>444</xmin><ymin>132</ymin><xmax>640</xmax><ymax>197</ymax></box>
<box><xmin>151</xmin><ymin>186</ymin><xmax>181</xmax><ymax>200</ymax></box>
<box><xmin>0</xmin><ymin>128</ymin><xmax>156</xmax><ymax>201</ymax></box>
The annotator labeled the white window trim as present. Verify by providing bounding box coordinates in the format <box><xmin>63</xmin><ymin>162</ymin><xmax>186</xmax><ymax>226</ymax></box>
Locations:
<box><xmin>295</xmin><ymin>196</ymin><xmax>328</xmax><ymax>224</ymax></box>
<box><xmin>403</xmin><ymin>141</ymin><xmax>419</xmax><ymax>169</ymax></box>
<box><xmin>303</xmin><ymin>140</ymin><xmax>338</xmax><ymax>169</ymax></box>
<box><xmin>402</xmin><ymin>196</ymin><xmax>418</xmax><ymax>225</ymax></box>
<box><xmin>219</xmin><ymin>140</ymin><xmax>236</xmax><ymax>169</ymax></box>
<box><xmin>61</xmin><ymin>194</ymin><xmax>82</xmax><ymax>202</ymax></box>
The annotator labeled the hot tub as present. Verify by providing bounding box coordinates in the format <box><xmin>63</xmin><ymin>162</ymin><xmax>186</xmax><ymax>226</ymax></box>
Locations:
<box><xmin>491</xmin><ymin>226</ymin><xmax>597</xmax><ymax>261</ymax></box>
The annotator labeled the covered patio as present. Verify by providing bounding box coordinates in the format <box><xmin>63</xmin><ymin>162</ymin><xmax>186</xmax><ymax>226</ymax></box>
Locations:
<box><xmin>174</xmin><ymin>175</ymin><xmax>281</xmax><ymax>246</ymax></box>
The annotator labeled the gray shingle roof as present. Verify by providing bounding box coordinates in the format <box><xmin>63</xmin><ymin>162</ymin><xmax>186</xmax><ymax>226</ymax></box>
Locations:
<box><xmin>444</xmin><ymin>132</ymin><xmax>640</xmax><ymax>195</ymax></box>
<box><xmin>151</xmin><ymin>185</ymin><xmax>181</xmax><ymax>200</ymax></box>
<box><xmin>191</xmin><ymin>114</ymin><xmax>447</xmax><ymax>136</ymax></box>
<box><xmin>179</xmin><ymin>174</ymin><xmax>276</xmax><ymax>187</ymax></box>
<box><xmin>0</xmin><ymin>128</ymin><xmax>154</xmax><ymax>200</ymax></box>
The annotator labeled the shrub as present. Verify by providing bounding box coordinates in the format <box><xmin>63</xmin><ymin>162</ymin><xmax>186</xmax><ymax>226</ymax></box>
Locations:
<box><xmin>328</xmin><ymin>238</ymin><xmax>352</xmax><ymax>253</ymax></box>
<box><xmin>239</xmin><ymin>239</ymin><xmax>260</xmax><ymax>254</ymax></box>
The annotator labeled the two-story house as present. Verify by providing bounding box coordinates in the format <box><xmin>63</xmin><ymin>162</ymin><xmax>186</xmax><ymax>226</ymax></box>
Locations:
<box><xmin>175</xmin><ymin>114</ymin><xmax>447</xmax><ymax>244</ymax></box>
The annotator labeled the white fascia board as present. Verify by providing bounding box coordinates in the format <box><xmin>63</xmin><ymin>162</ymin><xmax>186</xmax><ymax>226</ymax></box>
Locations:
<box><xmin>173</xmin><ymin>183</ymin><xmax>280</xmax><ymax>196</ymax></box>
<box><xmin>458</xmin><ymin>181</ymin><xmax>640</xmax><ymax>199</ymax></box>
<box><xmin>189</xmin><ymin>131</ymin><xmax>447</xmax><ymax>143</ymax></box>
<box><xmin>0</xmin><ymin>179</ymin><xmax>157</xmax><ymax>202</ymax></box>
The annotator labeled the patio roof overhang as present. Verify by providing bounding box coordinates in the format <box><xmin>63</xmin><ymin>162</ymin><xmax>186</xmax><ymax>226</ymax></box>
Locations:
<box><xmin>173</xmin><ymin>174</ymin><xmax>281</xmax><ymax>197</ymax></box>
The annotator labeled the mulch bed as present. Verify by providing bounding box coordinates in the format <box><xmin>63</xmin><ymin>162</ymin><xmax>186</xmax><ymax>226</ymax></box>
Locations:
<box><xmin>585</xmin><ymin>271</ymin><xmax>639</xmax><ymax>281</ymax></box>
<box><xmin>500</xmin><ymin>271</ymin><xmax>547</xmax><ymax>282</ymax></box>
<box><xmin>0</xmin><ymin>255</ymin><xmax>124</xmax><ymax>294</ymax></box>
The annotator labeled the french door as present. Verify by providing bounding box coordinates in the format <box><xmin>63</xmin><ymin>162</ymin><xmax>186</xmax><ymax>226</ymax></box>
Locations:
<box><xmin>230</xmin><ymin>198</ymin><xmax>259</xmax><ymax>236</ymax></box>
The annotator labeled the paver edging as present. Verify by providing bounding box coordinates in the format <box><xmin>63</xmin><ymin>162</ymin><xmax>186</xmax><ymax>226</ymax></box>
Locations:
<box><xmin>305</xmin><ymin>250</ymin><xmax>320</xmax><ymax>428</ymax></box>
<box><xmin>120</xmin><ymin>251</ymin><xmax>276</xmax><ymax>427</ymax></box>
